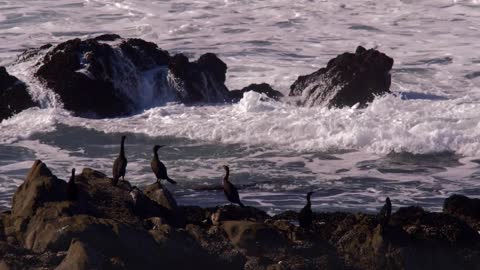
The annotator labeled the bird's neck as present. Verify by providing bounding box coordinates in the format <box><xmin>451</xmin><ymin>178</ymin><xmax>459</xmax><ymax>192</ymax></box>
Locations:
<box><xmin>120</xmin><ymin>140</ymin><xmax>125</xmax><ymax>156</ymax></box>
<box><xmin>223</xmin><ymin>170</ymin><xmax>229</xmax><ymax>183</ymax></box>
<box><xmin>306</xmin><ymin>196</ymin><xmax>312</xmax><ymax>207</ymax></box>
<box><xmin>153</xmin><ymin>150</ymin><xmax>159</xmax><ymax>159</ymax></box>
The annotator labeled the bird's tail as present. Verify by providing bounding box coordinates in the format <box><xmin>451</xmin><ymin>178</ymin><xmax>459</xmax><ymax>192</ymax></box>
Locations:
<box><xmin>112</xmin><ymin>177</ymin><xmax>119</xmax><ymax>186</ymax></box>
<box><xmin>238</xmin><ymin>201</ymin><xmax>246</xmax><ymax>208</ymax></box>
<box><xmin>166</xmin><ymin>177</ymin><xmax>177</xmax><ymax>185</ymax></box>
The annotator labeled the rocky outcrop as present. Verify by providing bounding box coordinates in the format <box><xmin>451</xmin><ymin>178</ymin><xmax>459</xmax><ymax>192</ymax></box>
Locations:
<box><xmin>289</xmin><ymin>46</ymin><xmax>393</xmax><ymax>108</ymax></box>
<box><xmin>0</xmin><ymin>67</ymin><xmax>36</xmax><ymax>122</ymax></box>
<box><xmin>230</xmin><ymin>83</ymin><xmax>284</xmax><ymax>102</ymax></box>
<box><xmin>1</xmin><ymin>161</ymin><xmax>480</xmax><ymax>270</ymax></box>
<box><xmin>443</xmin><ymin>194</ymin><xmax>480</xmax><ymax>230</ymax></box>
<box><xmin>24</xmin><ymin>35</ymin><xmax>231</xmax><ymax>118</ymax></box>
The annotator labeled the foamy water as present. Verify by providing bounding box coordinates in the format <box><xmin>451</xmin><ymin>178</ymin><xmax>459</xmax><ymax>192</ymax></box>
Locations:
<box><xmin>1</xmin><ymin>0</ymin><xmax>480</xmax><ymax>213</ymax></box>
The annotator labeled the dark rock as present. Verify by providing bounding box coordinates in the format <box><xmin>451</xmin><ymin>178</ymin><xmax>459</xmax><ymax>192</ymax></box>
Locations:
<box><xmin>289</xmin><ymin>46</ymin><xmax>393</xmax><ymax>108</ymax></box>
<box><xmin>93</xmin><ymin>34</ymin><xmax>122</xmax><ymax>42</ymax></box>
<box><xmin>168</xmin><ymin>53</ymin><xmax>231</xmax><ymax>103</ymax></box>
<box><xmin>34</xmin><ymin>38</ymin><xmax>135</xmax><ymax>118</ymax></box>
<box><xmin>222</xmin><ymin>221</ymin><xmax>287</xmax><ymax>255</ymax></box>
<box><xmin>443</xmin><ymin>194</ymin><xmax>480</xmax><ymax>230</ymax></box>
<box><xmin>143</xmin><ymin>182</ymin><xmax>177</xmax><ymax>210</ymax></box>
<box><xmin>25</xmin><ymin>35</ymin><xmax>231</xmax><ymax>118</ymax></box>
<box><xmin>197</xmin><ymin>53</ymin><xmax>228</xmax><ymax>83</ymax></box>
<box><xmin>230</xmin><ymin>83</ymin><xmax>284</xmax><ymax>102</ymax></box>
<box><xmin>55</xmin><ymin>239</ymin><xmax>111</xmax><ymax>270</ymax></box>
<box><xmin>119</xmin><ymin>38</ymin><xmax>170</xmax><ymax>71</ymax></box>
<box><xmin>210</xmin><ymin>205</ymin><xmax>269</xmax><ymax>225</ymax></box>
<box><xmin>0</xmin><ymin>67</ymin><xmax>36</xmax><ymax>121</ymax></box>
<box><xmin>3</xmin><ymin>161</ymin><xmax>480</xmax><ymax>270</ymax></box>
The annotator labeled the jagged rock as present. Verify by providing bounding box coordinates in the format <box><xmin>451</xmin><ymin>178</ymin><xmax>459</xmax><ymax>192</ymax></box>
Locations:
<box><xmin>210</xmin><ymin>205</ymin><xmax>269</xmax><ymax>225</ymax></box>
<box><xmin>443</xmin><ymin>194</ymin><xmax>480</xmax><ymax>230</ymax></box>
<box><xmin>3</xmin><ymin>161</ymin><xmax>480</xmax><ymax>270</ymax></box>
<box><xmin>289</xmin><ymin>46</ymin><xmax>393</xmax><ymax>108</ymax></box>
<box><xmin>0</xmin><ymin>67</ymin><xmax>36</xmax><ymax>122</ymax></box>
<box><xmin>55</xmin><ymin>239</ymin><xmax>108</xmax><ymax>270</ymax></box>
<box><xmin>230</xmin><ymin>83</ymin><xmax>284</xmax><ymax>102</ymax></box>
<box><xmin>143</xmin><ymin>182</ymin><xmax>177</xmax><ymax>210</ymax></box>
<box><xmin>168</xmin><ymin>53</ymin><xmax>231</xmax><ymax>103</ymax></box>
<box><xmin>143</xmin><ymin>182</ymin><xmax>185</xmax><ymax>227</ymax></box>
<box><xmin>23</xmin><ymin>35</ymin><xmax>231</xmax><ymax>118</ymax></box>
<box><xmin>11</xmin><ymin>160</ymin><xmax>67</xmax><ymax>220</ymax></box>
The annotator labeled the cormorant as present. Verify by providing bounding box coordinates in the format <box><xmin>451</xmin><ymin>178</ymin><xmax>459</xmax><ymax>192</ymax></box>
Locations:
<box><xmin>67</xmin><ymin>168</ymin><xmax>78</xmax><ymax>201</ymax></box>
<box><xmin>151</xmin><ymin>145</ymin><xmax>177</xmax><ymax>185</ymax></box>
<box><xmin>378</xmin><ymin>197</ymin><xmax>392</xmax><ymax>229</ymax></box>
<box><xmin>298</xmin><ymin>191</ymin><xmax>314</xmax><ymax>229</ymax></box>
<box><xmin>112</xmin><ymin>135</ymin><xmax>127</xmax><ymax>186</ymax></box>
<box><xmin>222</xmin><ymin>165</ymin><xmax>245</xmax><ymax>207</ymax></box>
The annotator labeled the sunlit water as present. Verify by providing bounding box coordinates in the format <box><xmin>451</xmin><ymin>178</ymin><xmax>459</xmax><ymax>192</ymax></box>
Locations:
<box><xmin>1</xmin><ymin>0</ymin><xmax>480</xmax><ymax>214</ymax></box>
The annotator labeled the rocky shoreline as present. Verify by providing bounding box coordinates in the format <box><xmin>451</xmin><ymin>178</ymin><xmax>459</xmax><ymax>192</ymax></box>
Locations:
<box><xmin>1</xmin><ymin>160</ymin><xmax>479</xmax><ymax>270</ymax></box>
<box><xmin>1</xmin><ymin>34</ymin><xmax>393</xmax><ymax>121</ymax></box>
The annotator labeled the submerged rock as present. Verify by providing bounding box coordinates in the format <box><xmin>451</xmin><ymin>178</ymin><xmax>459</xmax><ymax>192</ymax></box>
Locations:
<box><xmin>26</xmin><ymin>35</ymin><xmax>231</xmax><ymax>118</ymax></box>
<box><xmin>289</xmin><ymin>46</ymin><xmax>393</xmax><ymax>108</ymax></box>
<box><xmin>230</xmin><ymin>83</ymin><xmax>284</xmax><ymax>102</ymax></box>
<box><xmin>0</xmin><ymin>67</ymin><xmax>36</xmax><ymax>122</ymax></box>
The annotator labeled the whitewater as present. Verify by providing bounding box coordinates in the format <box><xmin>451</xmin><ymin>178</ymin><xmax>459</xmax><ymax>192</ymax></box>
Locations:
<box><xmin>1</xmin><ymin>0</ymin><xmax>480</xmax><ymax>213</ymax></box>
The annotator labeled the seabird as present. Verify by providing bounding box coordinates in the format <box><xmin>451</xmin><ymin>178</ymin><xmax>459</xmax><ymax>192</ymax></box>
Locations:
<box><xmin>222</xmin><ymin>165</ymin><xmax>245</xmax><ymax>207</ymax></box>
<box><xmin>298</xmin><ymin>191</ymin><xmax>314</xmax><ymax>229</ymax></box>
<box><xmin>112</xmin><ymin>135</ymin><xmax>127</xmax><ymax>186</ymax></box>
<box><xmin>151</xmin><ymin>145</ymin><xmax>177</xmax><ymax>185</ymax></box>
<box><xmin>67</xmin><ymin>168</ymin><xmax>78</xmax><ymax>201</ymax></box>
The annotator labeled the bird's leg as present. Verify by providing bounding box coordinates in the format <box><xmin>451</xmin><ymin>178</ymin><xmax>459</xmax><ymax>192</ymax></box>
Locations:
<box><xmin>122</xmin><ymin>176</ymin><xmax>125</xmax><ymax>181</ymax></box>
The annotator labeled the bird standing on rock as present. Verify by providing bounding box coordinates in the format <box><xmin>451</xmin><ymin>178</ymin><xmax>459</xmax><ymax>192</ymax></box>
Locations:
<box><xmin>151</xmin><ymin>145</ymin><xmax>177</xmax><ymax>185</ymax></box>
<box><xmin>298</xmin><ymin>191</ymin><xmax>314</xmax><ymax>229</ymax></box>
<box><xmin>67</xmin><ymin>168</ymin><xmax>78</xmax><ymax>201</ymax></box>
<box><xmin>112</xmin><ymin>135</ymin><xmax>127</xmax><ymax>186</ymax></box>
<box><xmin>378</xmin><ymin>197</ymin><xmax>392</xmax><ymax>229</ymax></box>
<box><xmin>222</xmin><ymin>165</ymin><xmax>245</xmax><ymax>207</ymax></box>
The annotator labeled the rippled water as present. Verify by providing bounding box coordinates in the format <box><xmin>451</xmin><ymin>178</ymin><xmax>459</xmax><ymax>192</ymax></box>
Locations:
<box><xmin>1</xmin><ymin>0</ymin><xmax>480</xmax><ymax>214</ymax></box>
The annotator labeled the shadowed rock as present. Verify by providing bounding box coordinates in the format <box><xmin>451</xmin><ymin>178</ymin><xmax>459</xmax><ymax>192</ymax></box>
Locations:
<box><xmin>443</xmin><ymin>194</ymin><xmax>480</xmax><ymax>230</ymax></box>
<box><xmin>289</xmin><ymin>46</ymin><xmax>393</xmax><ymax>108</ymax></box>
<box><xmin>2</xmin><ymin>161</ymin><xmax>480</xmax><ymax>270</ymax></box>
<box><xmin>230</xmin><ymin>83</ymin><xmax>284</xmax><ymax>102</ymax></box>
<box><xmin>0</xmin><ymin>67</ymin><xmax>36</xmax><ymax>122</ymax></box>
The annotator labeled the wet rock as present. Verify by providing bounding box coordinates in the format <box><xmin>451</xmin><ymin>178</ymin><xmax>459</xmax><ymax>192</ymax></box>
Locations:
<box><xmin>23</xmin><ymin>35</ymin><xmax>232</xmax><ymax>118</ymax></box>
<box><xmin>168</xmin><ymin>52</ymin><xmax>231</xmax><ymax>103</ymax></box>
<box><xmin>210</xmin><ymin>205</ymin><xmax>269</xmax><ymax>225</ymax></box>
<box><xmin>443</xmin><ymin>194</ymin><xmax>480</xmax><ymax>230</ymax></box>
<box><xmin>0</xmin><ymin>67</ymin><xmax>36</xmax><ymax>122</ymax></box>
<box><xmin>289</xmin><ymin>46</ymin><xmax>393</xmax><ymax>108</ymax></box>
<box><xmin>25</xmin><ymin>35</ymin><xmax>232</xmax><ymax>118</ymax></box>
<box><xmin>230</xmin><ymin>83</ymin><xmax>284</xmax><ymax>102</ymax></box>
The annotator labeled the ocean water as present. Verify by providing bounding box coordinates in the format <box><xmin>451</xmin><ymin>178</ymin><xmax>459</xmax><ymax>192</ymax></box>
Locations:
<box><xmin>1</xmin><ymin>0</ymin><xmax>480</xmax><ymax>214</ymax></box>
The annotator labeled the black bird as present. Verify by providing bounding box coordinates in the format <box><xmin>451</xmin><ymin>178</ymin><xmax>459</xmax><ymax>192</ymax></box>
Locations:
<box><xmin>298</xmin><ymin>191</ymin><xmax>314</xmax><ymax>229</ymax></box>
<box><xmin>151</xmin><ymin>145</ymin><xmax>177</xmax><ymax>185</ymax></box>
<box><xmin>222</xmin><ymin>165</ymin><xmax>245</xmax><ymax>207</ymax></box>
<box><xmin>67</xmin><ymin>168</ymin><xmax>78</xmax><ymax>201</ymax></box>
<box><xmin>378</xmin><ymin>197</ymin><xmax>392</xmax><ymax>229</ymax></box>
<box><xmin>112</xmin><ymin>135</ymin><xmax>127</xmax><ymax>186</ymax></box>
